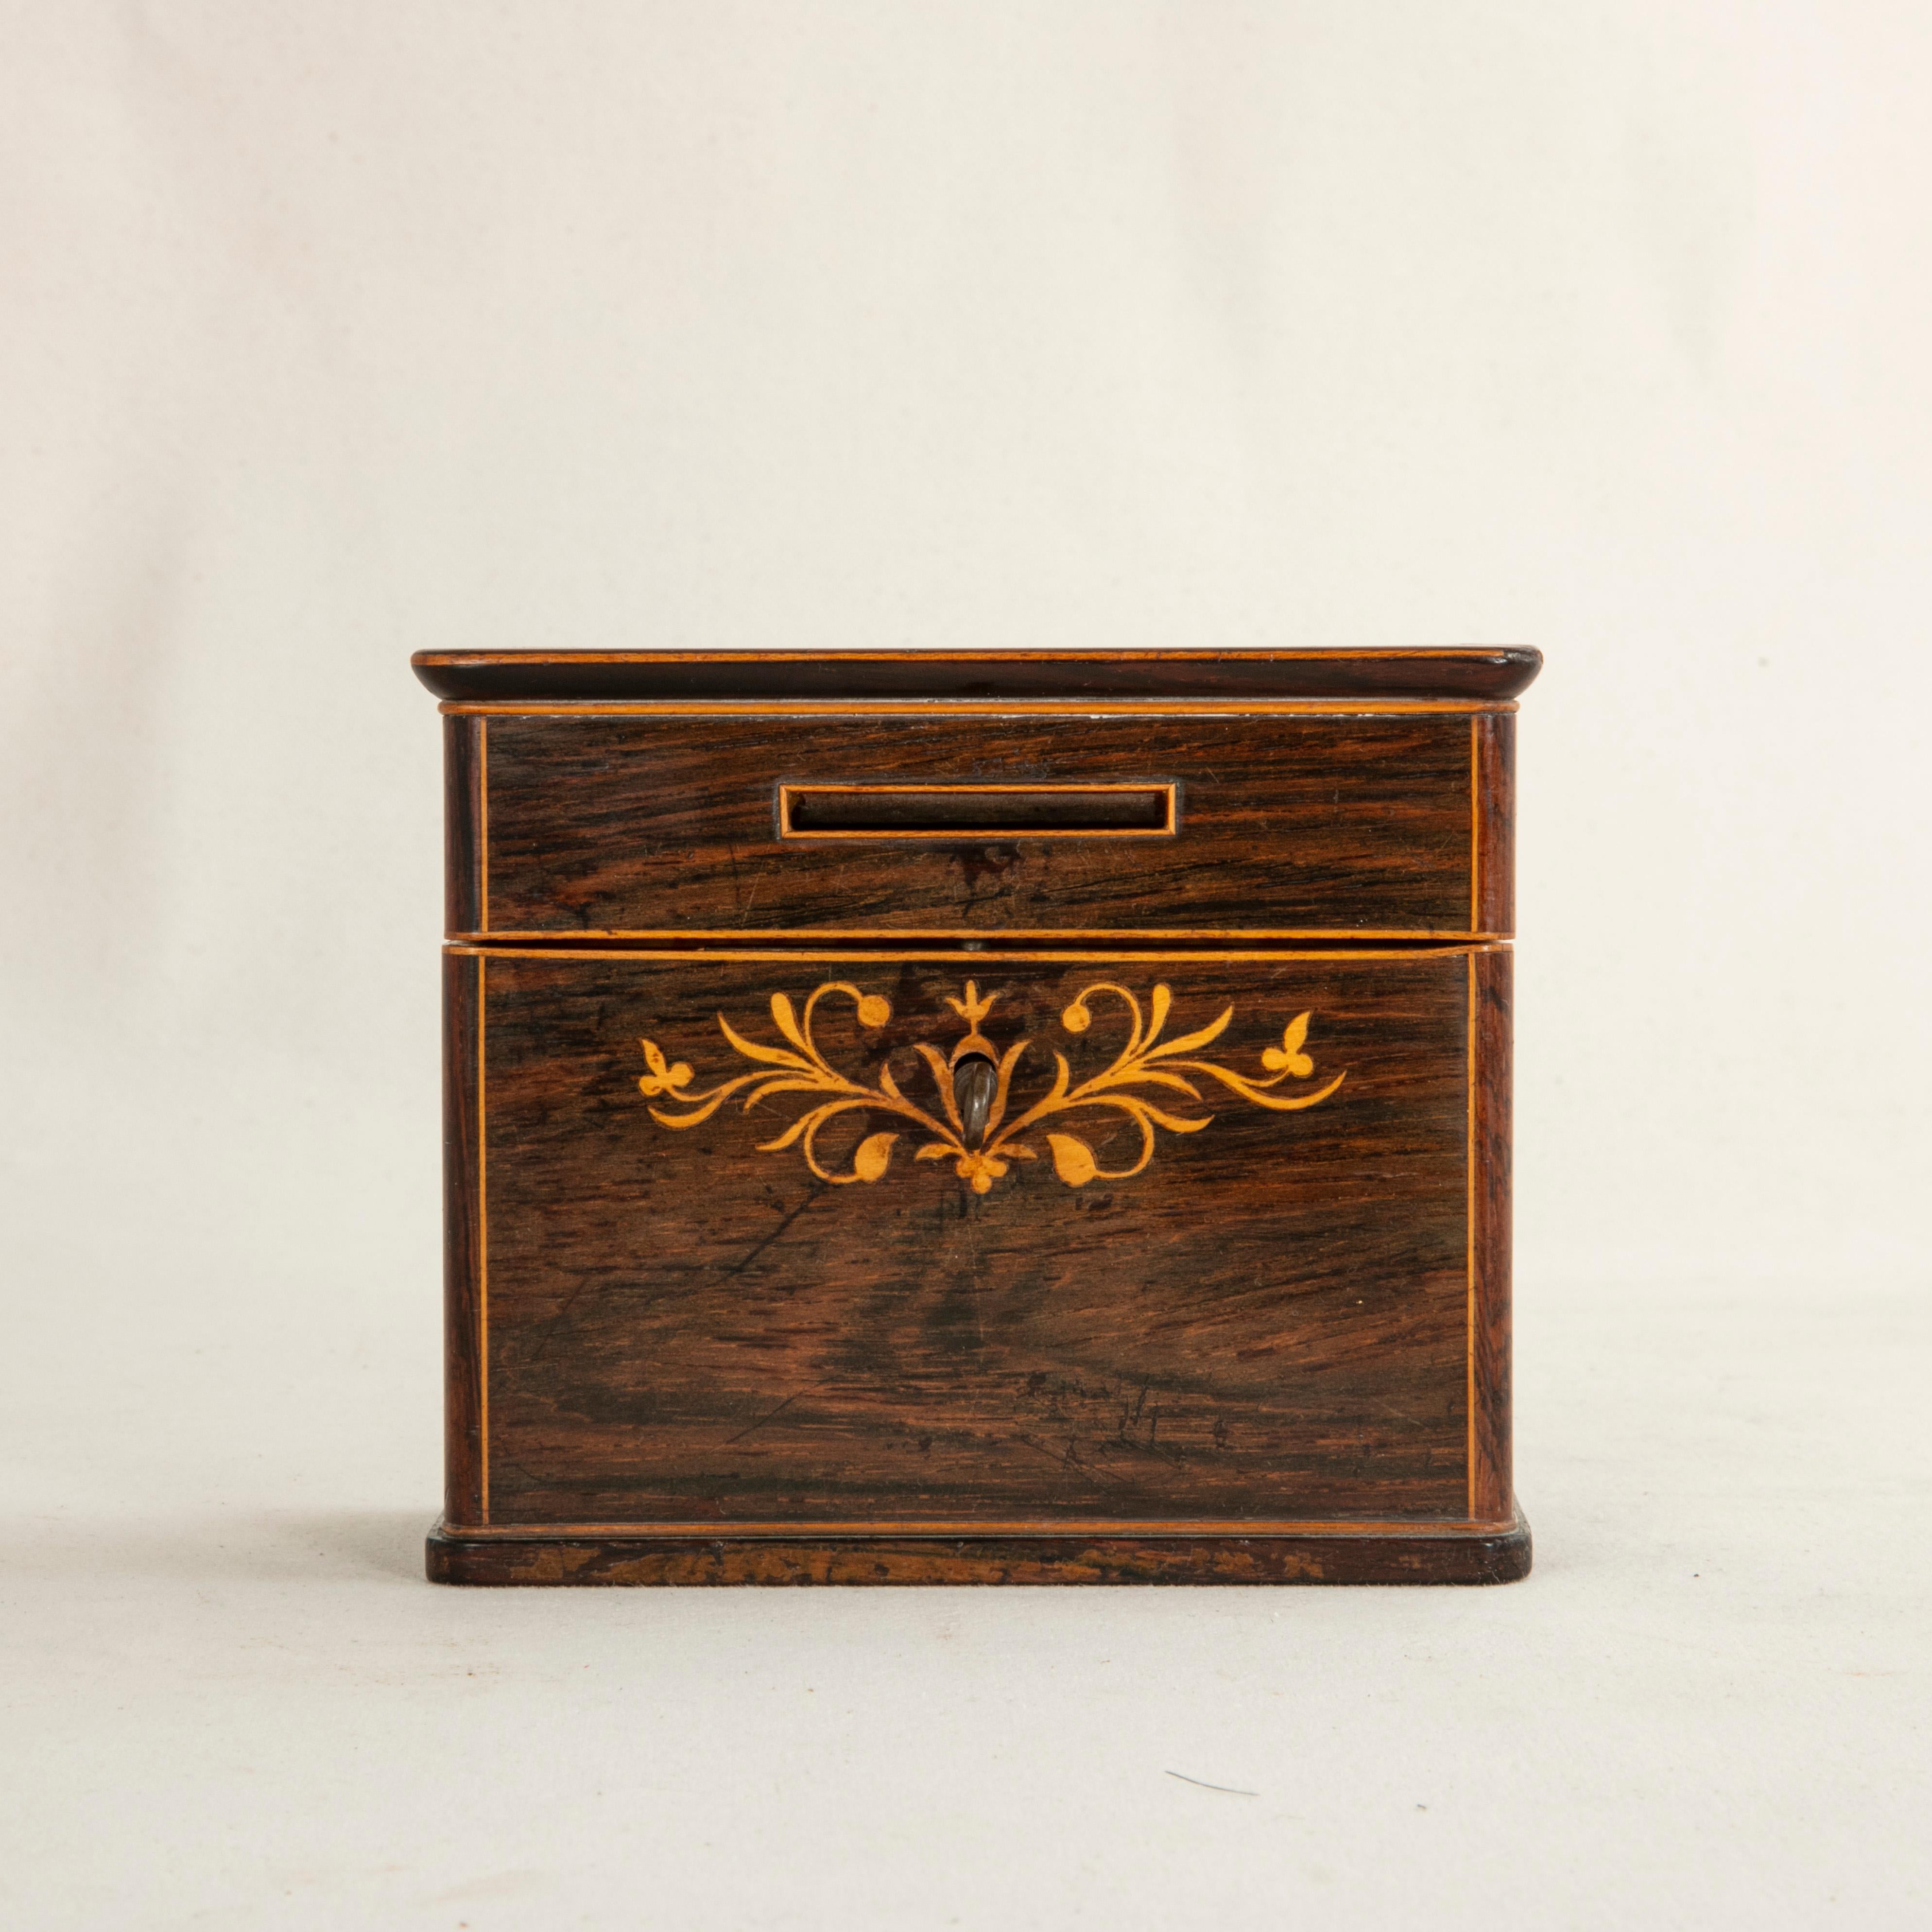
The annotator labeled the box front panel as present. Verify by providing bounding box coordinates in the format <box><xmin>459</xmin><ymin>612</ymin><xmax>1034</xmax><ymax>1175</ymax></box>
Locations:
<box><xmin>462</xmin><ymin>949</ymin><xmax>1487</xmax><ymax>1530</ymax></box>
<box><xmin>472</xmin><ymin>713</ymin><xmax>1502</xmax><ymax>938</ymax></box>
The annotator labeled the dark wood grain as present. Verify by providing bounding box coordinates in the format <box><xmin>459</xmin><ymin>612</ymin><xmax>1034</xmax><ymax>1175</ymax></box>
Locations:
<box><xmin>1469</xmin><ymin>947</ymin><xmax>1513</xmax><ymax>1522</ymax></box>
<box><xmin>460</xmin><ymin>950</ymin><xmax>1484</xmax><ymax>1530</ymax></box>
<box><xmin>423</xmin><ymin>650</ymin><xmax>1534</xmax><ymax>1585</ymax></box>
<box><xmin>471</xmin><ymin>715</ymin><xmax>1501</xmax><ymax>938</ymax></box>
<box><xmin>413</xmin><ymin>647</ymin><xmax>1543</xmax><ymax>705</ymax></box>
<box><xmin>442</xmin><ymin>950</ymin><xmax>485</xmax><ymax>1525</ymax></box>
<box><xmin>426</xmin><ymin>1518</ymin><xmax>1532</xmax><ymax>1586</ymax></box>
<box><xmin>442</xmin><ymin>715</ymin><xmax>484</xmax><ymax>937</ymax></box>
<box><xmin>1475</xmin><ymin>712</ymin><xmax>1516</xmax><ymax>939</ymax></box>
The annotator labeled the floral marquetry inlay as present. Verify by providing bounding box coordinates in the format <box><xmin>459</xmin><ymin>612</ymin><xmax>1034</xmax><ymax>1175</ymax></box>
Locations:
<box><xmin>635</xmin><ymin>979</ymin><xmax>1346</xmax><ymax>1194</ymax></box>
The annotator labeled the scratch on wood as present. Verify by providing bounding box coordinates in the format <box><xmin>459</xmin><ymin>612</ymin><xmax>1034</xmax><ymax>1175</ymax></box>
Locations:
<box><xmin>724</xmin><ymin>1187</ymin><xmax>824</xmax><ymax>1276</ymax></box>
<box><xmin>726</xmin><ymin>1392</ymin><xmax>800</xmax><ymax>1444</ymax></box>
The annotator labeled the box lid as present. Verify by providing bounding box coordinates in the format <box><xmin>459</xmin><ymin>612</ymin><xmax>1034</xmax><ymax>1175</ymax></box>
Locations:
<box><xmin>411</xmin><ymin>647</ymin><xmax>1541</xmax><ymax>705</ymax></box>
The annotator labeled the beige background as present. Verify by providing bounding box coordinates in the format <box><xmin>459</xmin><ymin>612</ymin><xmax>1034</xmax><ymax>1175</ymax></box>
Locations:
<box><xmin>3</xmin><ymin>5</ymin><xmax>1927</xmax><ymax>1928</ymax></box>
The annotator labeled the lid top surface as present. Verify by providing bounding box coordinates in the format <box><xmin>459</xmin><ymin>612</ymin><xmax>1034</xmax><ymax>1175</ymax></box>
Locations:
<box><xmin>412</xmin><ymin>647</ymin><xmax>1542</xmax><ymax>704</ymax></box>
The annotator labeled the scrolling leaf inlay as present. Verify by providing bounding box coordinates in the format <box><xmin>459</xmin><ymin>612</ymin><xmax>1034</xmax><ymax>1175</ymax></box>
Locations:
<box><xmin>637</xmin><ymin>980</ymin><xmax>1345</xmax><ymax>1193</ymax></box>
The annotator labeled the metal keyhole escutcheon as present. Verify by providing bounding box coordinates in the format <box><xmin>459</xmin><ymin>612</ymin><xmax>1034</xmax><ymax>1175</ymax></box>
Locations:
<box><xmin>953</xmin><ymin>1053</ymin><xmax>998</xmax><ymax>1149</ymax></box>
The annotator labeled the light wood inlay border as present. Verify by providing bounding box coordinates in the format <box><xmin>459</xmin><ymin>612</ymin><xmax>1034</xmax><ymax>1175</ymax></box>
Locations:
<box><xmin>1466</xmin><ymin>949</ymin><xmax>1514</xmax><ymax>1522</ymax></box>
<box><xmin>453</xmin><ymin>944</ymin><xmax>1504</xmax><ymax>963</ymax></box>
<box><xmin>441</xmin><ymin>697</ymin><xmax>1519</xmax><ymax>718</ymax></box>
<box><xmin>455</xmin><ymin>927</ymin><xmax>1514</xmax><ymax>943</ymax></box>
<box><xmin>466</xmin><ymin>943</ymin><xmax>1500</xmax><ymax>1531</ymax></box>
<box><xmin>463</xmin><ymin>706</ymin><xmax>1513</xmax><ymax>939</ymax></box>
<box><xmin>442</xmin><ymin>1516</ymin><xmax>1522</xmax><ymax>1540</ymax></box>
<box><xmin>1470</xmin><ymin>715</ymin><xmax>1481</xmax><ymax>933</ymax></box>
<box><xmin>477</xmin><ymin>953</ymin><xmax>488</xmax><ymax>1522</ymax></box>
<box><xmin>776</xmin><ymin>780</ymin><xmax>1178</xmax><ymax>842</ymax></box>
<box><xmin>478</xmin><ymin>718</ymin><xmax>488</xmax><ymax>936</ymax></box>
<box><xmin>1466</xmin><ymin>949</ymin><xmax>1477</xmax><ymax>1518</ymax></box>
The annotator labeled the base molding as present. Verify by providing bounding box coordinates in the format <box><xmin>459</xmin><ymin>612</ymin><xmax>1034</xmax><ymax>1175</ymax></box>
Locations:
<box><xmin>426</xmin><ymin>1514</ymin><xmax>1531</xmax><ymax>1587</ymax></box>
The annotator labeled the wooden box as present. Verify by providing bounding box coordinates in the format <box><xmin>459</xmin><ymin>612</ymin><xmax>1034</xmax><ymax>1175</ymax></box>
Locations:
<box><xmin>411</xmin><ymin>649</ymin><xmax>1540</xmax><ymax>1585</ymax></box>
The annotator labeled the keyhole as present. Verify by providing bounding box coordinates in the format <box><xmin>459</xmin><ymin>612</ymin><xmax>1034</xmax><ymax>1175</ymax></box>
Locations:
<box><xmin>953</xmin><ymin>1053</ymin><xmax>998</xmax><ymax>1149</ymax></box>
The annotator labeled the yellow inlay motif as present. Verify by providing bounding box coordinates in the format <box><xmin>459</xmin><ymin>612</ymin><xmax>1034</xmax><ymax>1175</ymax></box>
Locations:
<box><xmin>638</xmin><ymin>980</ymin><xmax>1345</xmax><ymax>1193</ymax></box>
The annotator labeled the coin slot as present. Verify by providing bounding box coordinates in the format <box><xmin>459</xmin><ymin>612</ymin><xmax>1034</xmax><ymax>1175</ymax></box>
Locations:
<box><xmin>778</xmin><ymin>783</ymin><xmax>1175</xmax><ymax>840</ymax></box>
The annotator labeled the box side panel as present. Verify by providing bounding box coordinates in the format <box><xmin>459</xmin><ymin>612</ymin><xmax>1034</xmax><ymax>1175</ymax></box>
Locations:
<box><xmin>1469</xmin><ymin>947</ymin><xmax>1513</xmax><ymax>1520</ymax></box>
<box><xmin>1474</xmin><ymin>711</ymin><xmax>1516</xmax><ymax>938</ymax></box>
<box><xmin>443</xmin><ymin>714</ymin><xmax>486</xmax><ymax>936</ymax></box>
<box><xmin>443</xmin><ymin>949</ymin><xmax>486</xmax><ymax>1524</ymax></box>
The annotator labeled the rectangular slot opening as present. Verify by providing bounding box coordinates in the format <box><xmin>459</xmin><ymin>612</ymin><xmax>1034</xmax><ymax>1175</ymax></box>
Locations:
<box><xmin>779</xmin><ymin>782</ymin><xmax>1176</xmax><ymax>840</ymax></box>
